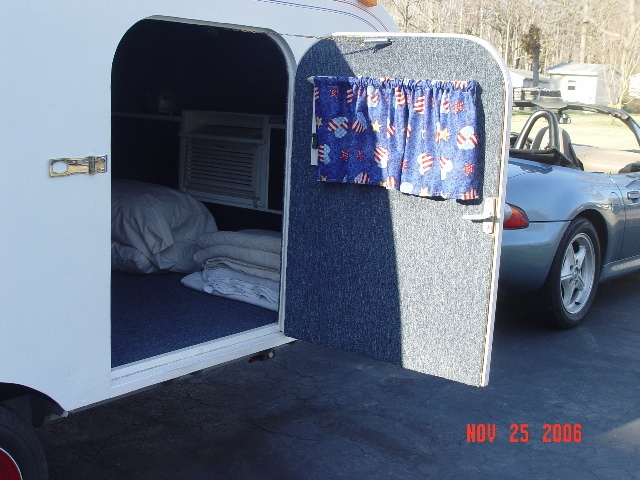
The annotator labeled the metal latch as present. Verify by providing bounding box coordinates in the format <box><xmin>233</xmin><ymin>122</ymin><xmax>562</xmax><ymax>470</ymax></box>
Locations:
<box><xmin>462</xmin><ymin>197</ymin><xmax>497</xmax><ymax>235</ymax></box>
<box><xmin>49</xmin><ymin>155</ymin><xmax>107</xmax><ymax>177</ymax></box>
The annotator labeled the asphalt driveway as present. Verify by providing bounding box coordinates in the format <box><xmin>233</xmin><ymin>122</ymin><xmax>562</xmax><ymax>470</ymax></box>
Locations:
<box><xmin>39</xmin><ymin>272</ymin><xmax>640</xmax><ymax>479</ymax></box>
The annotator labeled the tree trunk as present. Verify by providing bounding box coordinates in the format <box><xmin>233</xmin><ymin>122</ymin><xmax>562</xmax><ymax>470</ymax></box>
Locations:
<box><xmin>579</xmin><ymin>1</ymin><xmax>589</xmax><ymax>63</ymax></box>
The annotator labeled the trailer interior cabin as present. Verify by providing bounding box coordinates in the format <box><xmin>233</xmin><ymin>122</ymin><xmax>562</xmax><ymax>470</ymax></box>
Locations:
<box><xmin>110</xmin><ymin>19</ymin><xmax>288</xmax><ymax>367</ymax></box>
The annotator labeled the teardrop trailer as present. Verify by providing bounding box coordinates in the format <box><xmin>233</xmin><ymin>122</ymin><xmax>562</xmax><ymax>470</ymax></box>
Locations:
<box><xmin>0</xmin><ymin>0</ymin><xmax>512</xmax><ymax>476</ymax></box>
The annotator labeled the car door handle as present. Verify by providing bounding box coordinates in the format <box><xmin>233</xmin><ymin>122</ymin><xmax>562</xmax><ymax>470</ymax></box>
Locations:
<box><xmin>628</xmin><ymin>190</ymin><xmax>640</xmax><ymax>200</ymax></box>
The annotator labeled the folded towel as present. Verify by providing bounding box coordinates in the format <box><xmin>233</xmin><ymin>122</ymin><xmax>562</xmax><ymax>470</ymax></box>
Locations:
<box><xmin>194</xmin><ymin>244</ymin><xmax>281</xmax><ymax>271</ymax></box>
<box><xmin>203</xmin><ymin>267</ymin><xmax>280</xmax><ymax>290</ymax></box>
<box><xmin>197</xmin><ymin>229</ymin><xmax>282</xmax><ymax>253</ymax></box>
<box><xmin>204</xmin><ymin>257</ymin><xmax>280</xmax><ymax>282</ymax></box>
<box><xmin>203</xmin><ymin>268</ymin><xmax>280</xmax><ymax>304</ymax></box>
<box><xmin>182</xmin><ymin>269</ymin><xmax>279</xmax><ymax>311</ymax></box>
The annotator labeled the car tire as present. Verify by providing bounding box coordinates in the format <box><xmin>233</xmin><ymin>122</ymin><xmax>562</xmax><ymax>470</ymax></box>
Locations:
<box><xmin>0</xmin><ymin>405</ymin><xmax>49</xmax><ymax>480</ymax></box>
<box><xmin>537</xmin><ymin>217</ymin><xmax>601</xmax><ymax>328</ymax></box>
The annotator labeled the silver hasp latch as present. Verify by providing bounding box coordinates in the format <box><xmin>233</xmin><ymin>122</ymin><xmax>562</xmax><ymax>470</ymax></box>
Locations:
<box><xmin>462</xmin><ymin>197</ymin><xmax>498</xmax><ymax>235</ymax></box>
<box><xmin>49</xmin><ymin>156</ymin><xmax>107</xmax><ymax>177</ymax></box>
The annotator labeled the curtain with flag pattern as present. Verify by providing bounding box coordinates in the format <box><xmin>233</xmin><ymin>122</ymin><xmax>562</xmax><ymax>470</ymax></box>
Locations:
<box><xmin>312</xmin><ymin>76</ymin><xmax>481</xmax><ymax>200</ymax></box>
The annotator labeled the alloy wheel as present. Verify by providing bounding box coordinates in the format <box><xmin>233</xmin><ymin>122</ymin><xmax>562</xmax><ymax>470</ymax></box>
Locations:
<box><xmin>559</xmin><ymin>232</ymin><xmax>596</xmax><ymax>315</ymax></box>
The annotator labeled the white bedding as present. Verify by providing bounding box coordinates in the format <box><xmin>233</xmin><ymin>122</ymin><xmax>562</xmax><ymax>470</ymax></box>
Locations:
<box><xmin>111</xmin><ymin>241</ymin><xmax>160</xmax><ymax>274</ymax></box>
<box><xmin>186</xmin><ymin>229</ymin><xmax>283</xmax><ymax>310</ymax></box>
<box><xmin>194</xmin><ymin>244</ymin><xmax>281</xmax><ymax>271</ymax></box>
<box><xmin>181</xmin><ymin>268</ymin><xmax>279</xmax><ymax>311</ymax></box>
<box><xmin>112</xmin><ymin>180</ymin><xmax>218</xmax><ymax>273</ymax></box>
<box><xmin>203</xmin><ymin>257</ymin><xmax>280</xmax><ymax>282</ymax></box>
<box><xmin>198</xmin><ymin>229</ymin><xmax>282</xmax><ymax>253</ymax></box>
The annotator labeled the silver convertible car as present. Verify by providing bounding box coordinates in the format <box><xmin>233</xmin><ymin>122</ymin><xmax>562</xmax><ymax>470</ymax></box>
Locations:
<box><xmin>500</xmin><ymin>100</ymin><xmax>640</xmax><ymax>328</ymax></box>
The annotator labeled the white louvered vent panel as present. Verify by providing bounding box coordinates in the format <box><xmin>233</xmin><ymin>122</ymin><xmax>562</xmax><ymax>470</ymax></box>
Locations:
<box><xmin>179</xmin><ymin>111</ymin><xmax>282</xmax><ymax>211</ymax></box>
<box><xmin>185</xmin><ymin>140</ymin><xmax>257</xmax><ymax>199</ymax></box>
<box><xmin>182</xmin><ymin>138</ymin><xmax>266</xmax><ymax>208</ymax></box>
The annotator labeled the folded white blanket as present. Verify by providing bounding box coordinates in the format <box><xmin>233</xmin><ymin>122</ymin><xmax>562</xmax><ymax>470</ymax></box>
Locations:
<box><xmin>203</xmin><ymin>267</ymin><xmax>279</xmax><ymax>302</ymax></box>
<box><xmin>194</xmin><ymin>244</ymin><xmax>281</xmax><ymax>271</ymax></box>
<box><xmin>198</xmin><ymin>229</ymin><xmax>282</xmax><ymax>253</ymax></box>
<box><xmin>204</xmin><ymin>257</ymin><xmax>280</xmax><ymax>282</ymax></box>
<box><xmin>181</xmin><ymin>269</ymin><xmax>279</xmax><ymax>311</ymax></box>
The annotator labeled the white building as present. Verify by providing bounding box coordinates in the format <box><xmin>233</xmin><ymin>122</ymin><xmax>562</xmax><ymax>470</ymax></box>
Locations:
<box><xmin>547</xmin><ymin>63</ymin><xmax>621</xmax><ymax>105</ymax></box>
<box><xmin>508</xmin><ymin>68</ymin><xmax>550</xmax><ymax>88</ymax></box>
<box><xmin>629</xmin><ymin>73</ymin><xmax>640</xmax><ymax>98</ymax></box>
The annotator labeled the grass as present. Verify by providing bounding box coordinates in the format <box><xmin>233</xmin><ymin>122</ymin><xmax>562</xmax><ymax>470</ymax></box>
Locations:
<box><xmin>510</xmin><ymin>110</ymin><xmax>640</xmax><ymax>151</ymax></box>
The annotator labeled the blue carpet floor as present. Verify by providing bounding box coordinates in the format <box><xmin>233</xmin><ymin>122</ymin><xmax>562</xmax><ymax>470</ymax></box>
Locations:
<box><xmin>111</xmin><ymin>272</ymin><xmax>278</xmax><ymax>367</ymax></box>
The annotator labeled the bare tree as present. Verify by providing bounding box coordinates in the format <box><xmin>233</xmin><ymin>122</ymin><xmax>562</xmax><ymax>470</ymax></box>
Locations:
<box><xmin>378</xmin><ymin>0</ymin><xmax>640</xmax><ymax>102</ymax></box>
<box><xmin>381</xmin><ymin>0</ymin><xmax>424</xmax><ymax>31</ymax></box>
<box><xmin>522</xmin><ymin>25</ymin><xmax>543</xmax><ymax>86</ymax></box>
<box><xmin>579</xmin><ymin>0</ymin><xmax>590</xmax><ymax>63</ymax></box>
<box><xmin>587</xmin><ymin>0</ymin><xmax>640</xmax><ymax>104</ymax></box>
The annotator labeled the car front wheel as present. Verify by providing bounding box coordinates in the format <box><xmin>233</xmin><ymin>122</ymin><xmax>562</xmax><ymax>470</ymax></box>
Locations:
<box><xmin>538</xmin><ymin>217</ymin><xmax>601</xmax><ymax>328</ymax></box>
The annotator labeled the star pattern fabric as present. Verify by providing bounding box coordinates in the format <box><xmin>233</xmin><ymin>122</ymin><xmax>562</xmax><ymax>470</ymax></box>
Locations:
<box><xmin>313</xmin><ymin>76</ymin><xmax>481</xmax><ymax>200</ymax></box>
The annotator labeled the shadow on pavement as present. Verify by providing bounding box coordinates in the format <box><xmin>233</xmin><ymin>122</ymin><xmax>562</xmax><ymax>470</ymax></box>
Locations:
<box><xmin>40</xmin><ymin>273</ymin><xmax>640</xmax><ymax>479</ymax></box>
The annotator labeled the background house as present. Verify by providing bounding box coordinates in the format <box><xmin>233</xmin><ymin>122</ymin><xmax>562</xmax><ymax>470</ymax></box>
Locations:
<box><xmin>629</xmin><ymin>73</ymin><xmax>640</xmax><ymax>98</ymax></box>
<box><xmin>547</xmin><ymin>63</ymin><xmax>620</xmax><ymax>105</ymax></box>
<box><xmin>508</xmin><ymin>68</ymin><xmax>550</xmax><ymax>88</ymax></box>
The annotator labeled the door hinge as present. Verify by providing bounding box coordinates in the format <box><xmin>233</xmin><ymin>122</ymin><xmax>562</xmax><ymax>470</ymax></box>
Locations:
<box><xmin>462</xmin><ymin>197</ymin><xmax>497</xmax><ymax>235</ymax></box>
<box><xmin>49</xmin><ymin>155</ymin><xmax>107</xmax><ymax>177</ymax></box>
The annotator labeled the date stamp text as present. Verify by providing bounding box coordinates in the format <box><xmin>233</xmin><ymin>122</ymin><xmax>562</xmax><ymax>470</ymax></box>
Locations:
<box><xmin>466</xmin><ymin>423</ymin><xmax>582</xmax><ymax>443</ymax></box>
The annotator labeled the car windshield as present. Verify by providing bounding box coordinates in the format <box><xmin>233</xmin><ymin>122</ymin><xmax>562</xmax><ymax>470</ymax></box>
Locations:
<box><xmin>511</xmin><ymin>109</ymin><xmax>640</xmax><ymax>151</ymax></box>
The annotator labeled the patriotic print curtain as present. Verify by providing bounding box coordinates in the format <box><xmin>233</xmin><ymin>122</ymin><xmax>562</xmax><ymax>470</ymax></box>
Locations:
<box><xmin>312</xmin><ymin>76</ymin><xmax>481</xmax><ymax>200</ymax></box>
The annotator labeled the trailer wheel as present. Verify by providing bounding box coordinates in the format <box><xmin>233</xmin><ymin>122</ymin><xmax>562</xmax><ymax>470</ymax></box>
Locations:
<box><xmin>0</xmin><ymin>405</ymin><xmax>48</xmax><ymax>480</ymax></box>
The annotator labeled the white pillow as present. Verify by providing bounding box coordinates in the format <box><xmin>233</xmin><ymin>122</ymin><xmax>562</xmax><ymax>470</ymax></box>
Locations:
<box><xmin>111</xmin><ymin>241</ymin><xmax>161</xmax><ymax>274</ymax></box>
<box><xmin>112</xmin><ymin>180</ymin><xmax>218</xmax><ymax>273</ymax></box>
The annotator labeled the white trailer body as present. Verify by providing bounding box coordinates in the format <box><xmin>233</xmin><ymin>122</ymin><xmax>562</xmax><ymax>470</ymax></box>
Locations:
<box><xmin>0</xmin><ymin>1</ymin><xmax>511</xmax><ymax>476</ymax></box>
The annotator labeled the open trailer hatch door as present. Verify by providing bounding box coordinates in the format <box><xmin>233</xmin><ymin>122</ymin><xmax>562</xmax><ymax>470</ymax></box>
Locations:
<box><xmin>283</xmin><ymin>34</ymin><xmax>512</xmax><ymax>386</ymax></box>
